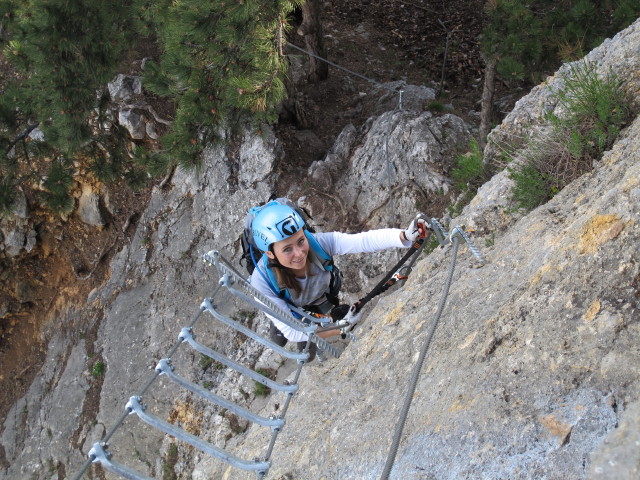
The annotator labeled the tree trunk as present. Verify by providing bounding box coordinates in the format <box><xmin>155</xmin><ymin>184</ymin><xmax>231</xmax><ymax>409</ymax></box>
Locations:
<box><xmin>479</xmin><ymin>56</ymin><xmax>497</xmax><ymax>153</ymax></box>
<box><xmin>299</xmin><ymin>0</ymin><xmax>328</xmax><ymax>82</ymax></box>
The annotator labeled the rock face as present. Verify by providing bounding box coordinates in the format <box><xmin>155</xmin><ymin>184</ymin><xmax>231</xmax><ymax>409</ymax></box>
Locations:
<box><xmin>199</xmin><ymin>106</ymin><xmax>640</xmax><ymax>479</ymax></box>
<box><xmin>77</xmin><ymin>184</ymin><xmax>105</xmax><ymax>227</ymax></box>
<box><xmin>306</xmin><ymin>110</ymin><xmax>469</xmax><ymax>228</ymax></box>
<box><xmin>0</xmin><ymin>189</ymin><xmax>37</xmax><ymax>258</ymax></box>
<box><xmin>1</xmin><ymin>19</ymin><xmax>639</xmax><ymax>480</ymax></box>
<box><xmin>194</xmin><ymin>19</ymin><xmax>640</xmax><ymax>480</ymax></box>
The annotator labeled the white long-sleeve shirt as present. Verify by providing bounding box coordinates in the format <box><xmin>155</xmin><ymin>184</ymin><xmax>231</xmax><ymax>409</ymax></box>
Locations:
<box><xmin>250</xmin><ymin>228</ymin><xmax>410</xmax><ymax>342</ymax></box>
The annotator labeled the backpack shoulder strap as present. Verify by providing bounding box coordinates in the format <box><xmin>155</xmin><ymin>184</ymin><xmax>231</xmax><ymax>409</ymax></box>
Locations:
<box><xmin>257</xmin><ymin>253</ymin><xmax>293</xmax><ymax>303</ymax></box>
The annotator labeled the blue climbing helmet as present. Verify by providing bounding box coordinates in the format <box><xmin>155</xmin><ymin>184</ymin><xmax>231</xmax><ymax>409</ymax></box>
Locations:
<box><xmin>250</xmin><ymin>201</ymin><xmax>306</xmax><ymax>252</ymax></box>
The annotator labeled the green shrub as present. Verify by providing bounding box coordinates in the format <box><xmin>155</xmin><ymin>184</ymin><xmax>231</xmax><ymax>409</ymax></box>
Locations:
<box><xmin>509</xmin><ymin>163</ymin><xmax>558</xmax><ymax>211</ymax></box>
<box><xmin>452</xmin><ymin>139</ymin><xmax>485</xmax><ymax>193</ymax></box>
<box><xmin>427</xmin><ymin>101</ymin><xmax>445</xmax><ymax>113</ymax></box>
<box><xmin>509</xmin><ymin>61</ymin><xmax>630</xmax><ymax>211</ymax></box>
<box><xmin>198</xmin><ymin>354</ymin><xmax>223</xmax><ymax>371</ymax></box>
<box><xmin>449</xmin><ymin>139</ymin><xmax>488</xmax><ymax>217</ymax></box>
<box><xmin>162</xmin><ymin>443</ymin><xmax>178</xmax><ymax>480</ymax></box>
<box><xmin>91</xmin><ymin>361</ymin><xmax>106</xmax><ymax>378</ymax></box>
<box><xmin>254</xmin><ymin>382</ymin><xmax>270</xmax><ymax>397</ymax></box>
<box><xmin>254</xmin><ymin>368</ymin><xmax>275</xmax><ymax>397</ymax></box>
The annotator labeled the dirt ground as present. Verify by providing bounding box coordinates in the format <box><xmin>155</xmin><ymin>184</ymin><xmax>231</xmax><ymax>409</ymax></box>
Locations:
<box><xmin>1</xmin><ymin>0</ymin><xmax>520</xmax><ymax>427</ymax></box>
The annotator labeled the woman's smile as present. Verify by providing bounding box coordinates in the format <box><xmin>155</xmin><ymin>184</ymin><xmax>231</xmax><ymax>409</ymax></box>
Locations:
<box><xmin>268</xmin><ymin>229</ymin><xmax>310</xmax><ymax>274</ymax></box>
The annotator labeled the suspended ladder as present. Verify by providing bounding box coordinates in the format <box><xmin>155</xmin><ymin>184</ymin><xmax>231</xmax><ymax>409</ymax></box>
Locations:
<box><xmin>73</xmin><ymin>250</ymin><xmax>350</xmax><ymax>479</ymax></box>
<box><xmin>73</xmin><ymin>219</ymin><xmax>484</xmax><ymax>480</ymax></box>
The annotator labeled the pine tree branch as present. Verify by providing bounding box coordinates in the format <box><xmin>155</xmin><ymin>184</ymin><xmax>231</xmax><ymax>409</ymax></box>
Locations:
<box><xmin>5</xmin><ymin>122</ymin><xmax>40</xmax><ymax>155</ymax></box>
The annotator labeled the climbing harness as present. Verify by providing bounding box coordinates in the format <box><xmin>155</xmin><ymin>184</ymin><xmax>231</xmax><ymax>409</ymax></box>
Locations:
<box><xmin>380</xmin><ymin>223</ymin><xmax>485</xmax><ymax>480</ymax></box>
<box><xmin>72</xmin><ymin>252</ymin><xmax>346</xmax><ymax>480</ymax></box>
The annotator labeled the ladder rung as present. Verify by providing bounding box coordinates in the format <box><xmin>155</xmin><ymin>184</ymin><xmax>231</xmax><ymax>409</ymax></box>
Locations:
<box><xmin>179</xmin><ymin>328</ymin><xmax>298</xmax><ymax>393</ymax></box>
<box><xmin>156</xmin><ymin>359</ymin><xmax>285</xmax><ymax>430</ymax></box>
<box><xmin>202</xmin><ymin>298</ymin><xmax>339</xmax><ymax>358</ymax></box>
<box><xmin>89</xmin><ymin>443</ymin><xmax>153</xmax><ymax>480</ymax></box>
<box><xmin>126</xmin><ymin>396</ymin><xmax>270</xmax><ymax>474</ymax></box>
<box><xmin>201</xmin><ymin>299</ymin><xmax>310</xmax><ymax>361</ymax></box>
<box><xmin>223</xmin><ymin>280</ymin><xmax>316</xmax><ymax>333</ymax></box>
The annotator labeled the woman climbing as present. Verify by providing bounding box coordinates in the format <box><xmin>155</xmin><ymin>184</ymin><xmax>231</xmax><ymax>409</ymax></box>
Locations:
<box><xmin>248</xmin><ymin>199</ymin><xmax>427</xmax><ymax>361</ymax></box>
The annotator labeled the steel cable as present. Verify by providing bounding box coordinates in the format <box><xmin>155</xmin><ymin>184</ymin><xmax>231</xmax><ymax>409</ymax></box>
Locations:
<box><xmin>380</xmin><ymin>235</ymin><xmax>461</xmax><ymax>480</ymax></box>
<box><xmin>286</xmin><ymin>42</ymin><xmax>396</xmax><ymax>92</ymax></box>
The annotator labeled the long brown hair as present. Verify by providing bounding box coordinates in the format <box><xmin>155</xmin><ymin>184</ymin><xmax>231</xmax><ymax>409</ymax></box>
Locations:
<box><xmin>270</xmin><ymin>263</ymin><xmax>303</xmax><ymax>296</ymax></box>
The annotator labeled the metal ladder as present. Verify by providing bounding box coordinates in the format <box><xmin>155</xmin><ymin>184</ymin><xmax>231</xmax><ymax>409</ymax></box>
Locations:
<box><xmin>77</xmin><ymin>251</ymin><xmax>342</xmax><ymax>480</ymax></box>
<box><xmin>75</xmin><ymin>221</ymin><xmax>483</xmax><ymax>480</ymax></box>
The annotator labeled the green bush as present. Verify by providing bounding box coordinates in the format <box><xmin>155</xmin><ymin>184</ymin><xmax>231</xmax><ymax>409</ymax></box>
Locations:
<box><xmin>448</xmin><ymin>139</ymin><xmax>489</xmax><ymax>217</ymax></box>
<box><xmin>508</xmin><ymin>61</ymin><xmax>630</xmax><ymax>211</ymax></box>
<box><xmin>198</xmin><ymin>354</ymin><xmax>223</xmax><ymax>371</ymax></box>
<box><xmin>162</xmin><ymin>443</ymin><xmax>178</xmax><ymax>480</ymax></box>
<box><xmin>91</xmin><ymin>361</ymin><xmax>106</xmax><ymax>378</ymax></box>
<box><xmin>452</xmin><ymin>139</ymin><xmax>485</xmax><ymax>193</ymax></box>
<box><xmin>427</xmin><ymin>101</ymin><xmax>446</xmax><ymax>113</ymax></box>
<box><xmin>509</xmin><ymin>163</ymin><xmax>558</xmax><ymax>211</ymax></box>
<box><xmin>254</xmin><ymin>368</ymin><xmax>275</xmax><ymax>397</ymax></box>
<box><xmin>548</xmin><ymin>61</ymin><xmax>629</xmax><ymax>161</ymax></box>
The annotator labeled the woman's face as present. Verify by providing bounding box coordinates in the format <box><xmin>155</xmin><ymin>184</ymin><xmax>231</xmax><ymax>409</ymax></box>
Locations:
<box><xmin>267</xmin><ymin>228</ymin><xmax>309</xmax><ymax>273</ymax></box>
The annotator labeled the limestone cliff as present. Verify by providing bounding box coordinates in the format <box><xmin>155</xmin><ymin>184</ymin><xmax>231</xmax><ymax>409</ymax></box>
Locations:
<box><xmin>1</xmin><ymin>18</ymin><xmax>638</xmax><ymax>480</ymax></box>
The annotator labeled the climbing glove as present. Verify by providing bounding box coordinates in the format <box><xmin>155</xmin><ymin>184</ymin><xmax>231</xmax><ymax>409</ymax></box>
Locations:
<box><xmin>402</xmin><ymin>213</ymin><xmax>428</xmax><ymax>243</ymax></box>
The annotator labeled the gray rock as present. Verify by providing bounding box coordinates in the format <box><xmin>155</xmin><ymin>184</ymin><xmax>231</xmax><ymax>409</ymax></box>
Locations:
<box><xmin>3</xmin><ymin>228</ymin><xmax>26</xmax><ymax>257</ymax></box>
<box><xmin>145</xmin><ymin>121</ymin><xmax>159</xmax><ymax>140</ymax></box>
<box><xmin>325</xmin><ymin>109</ymin><xmax>470</xmax><ymax>228</ymax></box>
<box><xmin>11</xmin><ymin>189</ymin><xmax>28</xmax><ymax>219</ymax></box>
<box><xmin>28</xmin><ymin>127</ymin><xmax>45</xmax><ymax>142</ymax></box>
<box><xmin>108</xmin><ymin>74</ymin><xmax>142</xmax><ymax>102</ymax></box>
<box><xmin>118</xmin><ymin>108</ymin><xmax>146</xmax><ymax>140</ymax></box>
<box><xmin>305</xmin><ymin>123</ymin><xmax>357</xmax><ymax>196</ymax></box>
<box><xmin>77</xmin><ymin>184</ymin><xmax>105</xmax><ymax>227</ymax></box>
<box><xmin>371</xmin><ymin>80</ymin><xmax>437</xmax><ymax>114</ymax></box>
<box><xmin>588</xmin><ymin>400</ymin><xmax>640</xmax><ymax>480</ymax></box>
<box><xmin>24</xmin><ymin>229</ymin><xmax>37</xmax><ymax>253</ymax></box>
